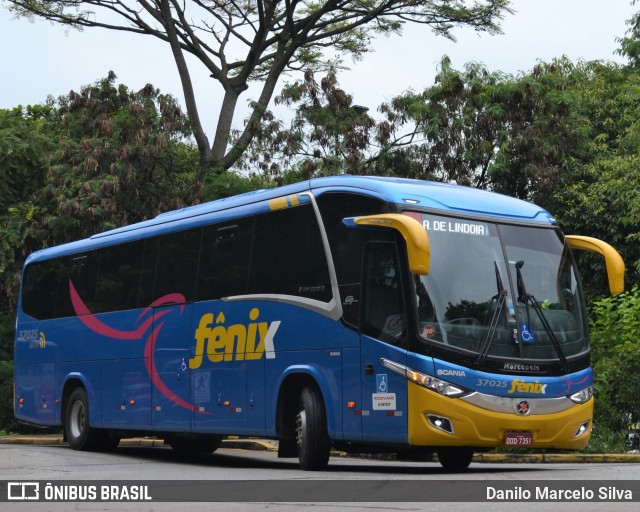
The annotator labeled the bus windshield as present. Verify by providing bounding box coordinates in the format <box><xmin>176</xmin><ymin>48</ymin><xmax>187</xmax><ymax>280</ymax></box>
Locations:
<box><xmin>412</xmin><ymin>213</ymin><xmax>588</xmax><ymax>363</ymax></box>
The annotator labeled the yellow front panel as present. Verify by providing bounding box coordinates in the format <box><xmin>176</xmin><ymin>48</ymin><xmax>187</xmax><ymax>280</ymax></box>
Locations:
<box><xmin>408</xmin><ymin>382</ymin><xmax>593</xmax><ymax>449</ymax></box>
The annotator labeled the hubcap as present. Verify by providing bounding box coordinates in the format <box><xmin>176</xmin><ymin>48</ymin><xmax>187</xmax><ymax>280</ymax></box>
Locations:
<box><xmin>296</xmin><ymin>409</ymin><xmax>306</xmax><ymax>448</ymax></box>
<box><xmin>69</xmin><ymin>400</ymin><xmax>85</xmax><ymax>439</ymax></box>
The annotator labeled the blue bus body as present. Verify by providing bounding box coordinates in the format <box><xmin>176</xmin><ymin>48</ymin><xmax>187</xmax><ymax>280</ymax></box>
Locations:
<box><xmin>14</xmin><ymin>176</ymin><xmax>621</xmax><ymax>469</ymax></box>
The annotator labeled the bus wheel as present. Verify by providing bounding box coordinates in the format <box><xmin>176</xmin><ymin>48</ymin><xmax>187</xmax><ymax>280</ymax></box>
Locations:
<box><xmin>296</xmin><ymin>387</ymin><xmax>330</xmax><ymax>471</ymax></box>
<box><xmin>65</xmin><ymin>387</ymin><xmax>101</xmax><ymax>451</ymax></box>
<box><xmin>436</xmin><ymin>447</ymin><xmax>474</xmax><ymax>471</ymax></box>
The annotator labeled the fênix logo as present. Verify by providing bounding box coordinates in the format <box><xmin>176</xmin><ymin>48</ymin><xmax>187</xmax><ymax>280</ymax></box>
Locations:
<box><xmin>189</xmin><ymin>308</ymin><xmax>281</xmax><ymax>369</ymax></box>
<box><xmin>508</xmin><ymin>379</ymin><xmax>547</xmax><ymax>395</ymax></box>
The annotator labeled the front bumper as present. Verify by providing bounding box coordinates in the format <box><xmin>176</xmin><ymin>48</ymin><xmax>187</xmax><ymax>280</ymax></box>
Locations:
<box><xmin>407</xmin><ymin>382</ymin><xmax>593</xmax><ymax>449</ymax></box>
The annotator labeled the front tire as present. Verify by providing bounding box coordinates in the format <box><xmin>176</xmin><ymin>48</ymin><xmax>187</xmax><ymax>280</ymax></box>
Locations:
<box><xmin>296</xmin><ymin>387</ymin><xmax>330</xmax><ymax>471</ymax></box>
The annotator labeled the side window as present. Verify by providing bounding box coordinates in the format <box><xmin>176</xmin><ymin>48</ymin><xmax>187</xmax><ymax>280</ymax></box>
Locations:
<box><xmin>57</xmin><ymin>252</ymin><xmax>99</xmax><ymax>318</ymax></box>
<box><xmin>154</xmin><ymin>228</ymin><xmax>201</xmax><ymax>303</ymax></box>
<box><xmin>362</xmin><ymin>243</ymin><xmax>406</xmax><ymax>346</ymax></box>
<box><xmin>22</xmin><ymin>260</ymin><xmax>58</xmax><ymax>320</ymax></box>
<box><xmin>137</xmin><ymin>237</ymin><xmax>158</xmax><ymax>307</ymax></box>
<box><xmin>248</xmin><ymin>204</ymin><xmax>332</xmax><ymax>302</ymax></box>
<box><xmin>316</xmin><ymin>192</ymin><xmax>389</xmax><ymax>326</ymax></box>
<box><xmin>94</xmin><ymin>240</ymin><xmax>145</xmax><ymax>313</ymax></box>
<box><xmin>196</xmin><ymin>218</ymin><xmax>253</xmax><ymax>301</ymax></box>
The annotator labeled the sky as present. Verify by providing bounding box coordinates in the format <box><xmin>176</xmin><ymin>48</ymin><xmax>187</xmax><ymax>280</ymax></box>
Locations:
<box><xmin>0</xmin><ymin>1</ymin><xmax>637</xmax><ymax>137</ymax></box>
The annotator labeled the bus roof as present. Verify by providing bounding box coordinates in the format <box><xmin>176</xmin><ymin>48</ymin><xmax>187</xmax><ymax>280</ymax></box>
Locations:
<box><xmin>25</xmin><ymin>176</ymin><xmax>555</xmax><ymax>264</ymax></box>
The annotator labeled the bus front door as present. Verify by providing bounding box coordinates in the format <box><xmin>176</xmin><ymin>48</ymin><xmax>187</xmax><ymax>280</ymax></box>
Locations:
<box><xmin>360</xmin><ymin>242</ymin><xmax>409</xmax><ymax>444</ymax></box>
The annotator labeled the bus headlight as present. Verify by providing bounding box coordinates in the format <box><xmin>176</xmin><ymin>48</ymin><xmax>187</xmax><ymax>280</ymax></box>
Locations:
<box><xmin>381</xmin><ymin>358</ymin><xmax>470</xmax><ymax>398</ymax></box>
<box><xmin>569</xmin><ymin>386</ymin><xmax>593</xmax><ymax>404</ymax></box>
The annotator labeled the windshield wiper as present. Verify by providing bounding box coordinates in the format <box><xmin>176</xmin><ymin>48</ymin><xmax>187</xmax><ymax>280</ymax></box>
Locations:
<box><xmin>515</xmin><ymin>260</ymin><xmax>569</xmax><ymax>371</ymax></box>
<box><xmin>477</xmin><ymin>262</ymin><xmax>507</xmax><ymax>365</ymax></box>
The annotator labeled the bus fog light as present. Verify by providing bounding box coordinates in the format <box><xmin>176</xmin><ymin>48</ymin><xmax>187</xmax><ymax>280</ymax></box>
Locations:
<box><xmin>574</xmin><ymin>421</ymin><xmax>590</xmax><ymax>438</ymax></box>
<box><xmin>569</xmin><ymin>386</ymin><xmax>593</xmax><ymax>404</ymax></box>
<box><xmin>427</xmin><ymin>414</ymin><xmax>455</xmax><ymax>434</ymax></box>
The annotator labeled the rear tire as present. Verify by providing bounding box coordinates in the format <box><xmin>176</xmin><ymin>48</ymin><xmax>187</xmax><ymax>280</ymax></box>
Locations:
<box><xmin>436</xmin><ymin>446</ymin><xmax>474</xmax><ymax>471</ymax></box>
<box><xmin>296</xmin><ymin>387</ymin><xmax>330</xmax><ymax>471</ymax></box>
<box><xmin>65</xmin><ymin>387</ymin><xmax>102</xmax><ymax>451</ymax></box>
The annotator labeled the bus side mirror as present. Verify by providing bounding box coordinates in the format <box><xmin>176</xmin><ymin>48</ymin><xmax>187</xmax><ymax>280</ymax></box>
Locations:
<box><xmin>565</xmin><ymin>235</ymin><xmax>625</xmax><ymax>295</ymax></box>
<box><xmin>343</xmin><ymin>214</ymin><xmax>430</xmax><ymax>275</ymax></box>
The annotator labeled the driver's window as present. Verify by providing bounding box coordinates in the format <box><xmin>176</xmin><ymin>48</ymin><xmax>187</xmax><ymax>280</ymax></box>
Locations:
<box><xmin>362</xmin><ymin>243</ymin><xmax>406</xmax><ymax>346</ymax></box>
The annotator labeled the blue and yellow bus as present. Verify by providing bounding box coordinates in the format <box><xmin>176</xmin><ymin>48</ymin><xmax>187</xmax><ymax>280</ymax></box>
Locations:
<box><xmin>14</xmin><ymin>176</ymin><xmax>624</xmax><ymax>470</ymax></box>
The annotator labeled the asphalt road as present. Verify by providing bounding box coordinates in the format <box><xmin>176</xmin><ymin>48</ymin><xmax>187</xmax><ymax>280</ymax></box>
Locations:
<box><xmin>1</xmin><ymin>442</ymin><xmax>639</xmax><ymax>512</ymax></box>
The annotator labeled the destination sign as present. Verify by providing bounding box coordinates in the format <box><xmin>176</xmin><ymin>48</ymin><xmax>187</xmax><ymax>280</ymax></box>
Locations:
<box><xmin>422</xmin><ymin>218</ymin><xmax>490</xmax><ymax>236</ymax></box>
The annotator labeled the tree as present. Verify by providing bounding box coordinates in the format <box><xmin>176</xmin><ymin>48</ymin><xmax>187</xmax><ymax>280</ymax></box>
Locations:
<box><xmin>4</xmin><ymin>0</ymin><xmax>511</xmax><ymax>175</ymax></box>
<box><xmin>0</xmin><ymin>105</ymin><xmax>59</xmax><ymax>362</ymax></box>
<box><xmin>370</xmin><ymin>57</ymin><xmax>591</xmax><ymax>199</ymax></box>
<box><xmin>43</xmin><ymin>71</ymin><xmax>199</xmax><ymax>242</ymax></box>
<box><xmin>589</xmin><ymin>287</ymin><xmax>640</xmax><ymax>439</ymax></box>
<box><xmin>235</xmin><ymin>68</ymin><xmax>377</xmax><ymax>181</ymax></box>
<box><xmin>0</xmin><ymin>104</ymin><xmax>57</xmax><ymax>214</ymax></box>
<box><xmin>0</xmin><ymin>74</ymin><xmax>199</xmax><ymax>373</ymax></box>
<box><xmin>236</xmin><ymin>58</ymin><xmax>591</xmax><ymax>198</ymax></box>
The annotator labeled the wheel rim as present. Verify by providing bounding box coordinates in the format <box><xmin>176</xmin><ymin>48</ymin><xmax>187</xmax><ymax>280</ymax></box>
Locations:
<box><xmin>296</xmin><ymin>409</ymin><xmax>306</xmax><ymax>449</ymax></box>
<box><xmin>69</xmin><ymin>400</ymin><xmax>85</xmax><ymax>440</ymax></box>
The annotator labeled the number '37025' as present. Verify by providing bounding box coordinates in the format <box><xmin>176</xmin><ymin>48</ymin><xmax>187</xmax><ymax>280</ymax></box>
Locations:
<box><xmin>477</xmin><ymin>379</ymin><xmax>507</xmax><ymax>388</ymax></box>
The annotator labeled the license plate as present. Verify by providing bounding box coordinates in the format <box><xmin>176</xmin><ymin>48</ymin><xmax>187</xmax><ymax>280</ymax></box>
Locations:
<box><xmin>504</xmin><ymin>431</ymin><xmax>534</xmax><ymax>447</ymax></box>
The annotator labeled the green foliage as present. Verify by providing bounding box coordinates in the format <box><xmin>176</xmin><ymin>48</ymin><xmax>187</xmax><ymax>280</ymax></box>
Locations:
<box><xmin>0</xmin><ymin>361</ymin><xmax>19</xmax><ymax>432</ymax></box>
<box><xmin>375</xmin><ymin>57</ymin><xmax>592</xmax><ymax>200</ymax></box>
<box><xmin>235</xmin><ymin>69</ymin><xmax>377</xmax><ymax>179</ymax></box>
<box><xmin>44</xmin><ymin>71</ymin><xmax>199</xmax><ymax>242</ymax></box>
<box><xmin>0</xmin><ymin>361</ymin><xmax>17</xmax><ymax>431</ymax></box>
<box><xmin>583</xmin><ymin>425</ymin><xmax>628</xmax><ymax>454</ymax></box>
<box><xmin>0</xmin><ymin>104</ymin><xmax>58</xmax><ymax>210</ymax></box>
<box><xmin>553</xmin><ymin>155</ymin><xmax>640</xmax><ymax>296</ymax></box>
<box><xmin>238</xmin><ymin>57</ymin><xmax>591</xmax><ymax>201</ymax></box>
<box><xmin>5</xmin><ymin>0</ymin><xmax>512</xmax><ymax>173</ymax></box>
<box><xmin>617</xmin><ymin>9</ymin><xmax>640</xmax><ymax>69</ymax></box>
<box><xmin>201</xmin><ymin>170</ymin><xmax>269</xmax><ymax>202</ymax></box>
<box><xmin>0</xmin><ymin>74</ymin><xmax>203</xmax><ymax>432</ymax></box>
<box><xmin>0</xmin><ymin>106</ymin><xmax>58</xmax><ymax>364</ymax></box>
<box><xmin>544</xmin><ymin>58</ymin><xmax>640</xmax><ymax>294</ymax></box>
<box><xmin>589</xmin><ymin>287</ymin><xmax>640</xmax><ymax>433</ymax></box>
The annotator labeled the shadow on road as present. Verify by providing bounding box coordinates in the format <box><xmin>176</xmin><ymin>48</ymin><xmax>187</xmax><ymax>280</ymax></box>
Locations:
<box><xmin>102</xmin><ymin>444</ymin><xmax>549</xmax><ymax>475</ymax></box>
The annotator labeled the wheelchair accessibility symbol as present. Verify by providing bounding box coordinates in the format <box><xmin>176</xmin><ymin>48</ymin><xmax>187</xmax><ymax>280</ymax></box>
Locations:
<box><xmin>519</xmin><ymin>324</ymin><xmax>535</xmax><ymax>344</ymax></box>
<box><xmin>376</xmin><ymin>374</ymin><xmax>389</xmax><ymax>393</ymax></box>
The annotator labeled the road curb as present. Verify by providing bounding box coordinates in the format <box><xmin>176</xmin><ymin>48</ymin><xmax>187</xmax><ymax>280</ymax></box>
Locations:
<box><xmin>0</xmin><ymin>435</ymin><xmax>278</xmax><ymax>451</ymax></box>
<box><xmin>473</xmin><ymin>452</ymin><xmax>640</xmax><ymax>463</ymax></box>
<box><xmin>2</xmin><ymin>436</ymin><xmax>639</xmax><ymax>462</ymax></box>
